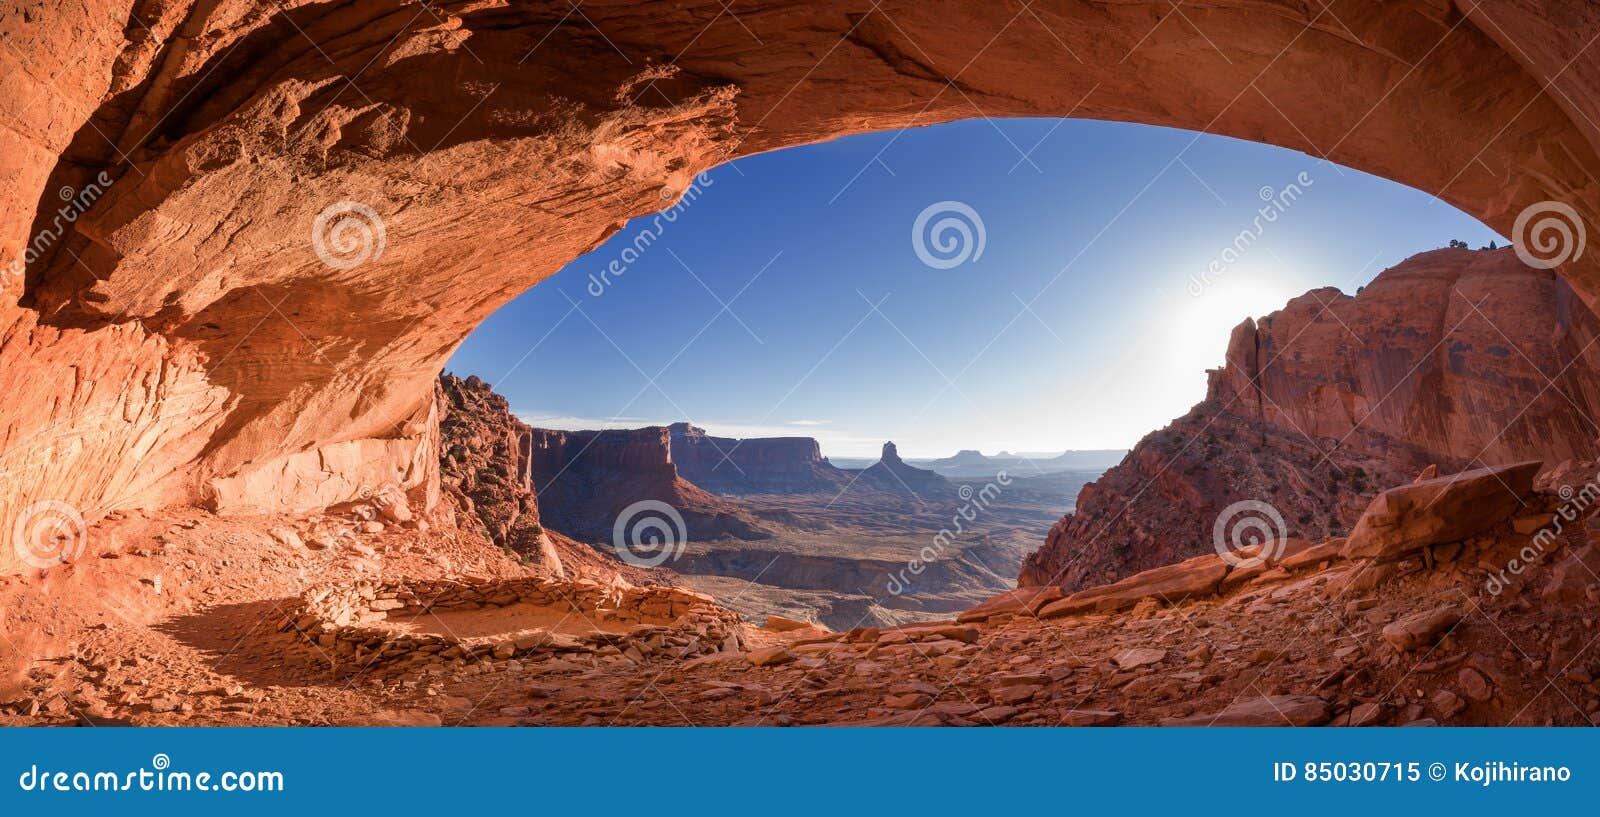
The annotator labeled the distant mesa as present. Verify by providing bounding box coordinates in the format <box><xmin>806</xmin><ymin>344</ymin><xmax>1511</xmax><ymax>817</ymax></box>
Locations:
<box><xmin>669</xmin><ymin>422</ymin><xmax>851</xmax><ymax>495</ymax></box>
<box><xmin>915</xmin><ymin>447</ymin><xmax>1128</xmax><ymax>476</ymax></box>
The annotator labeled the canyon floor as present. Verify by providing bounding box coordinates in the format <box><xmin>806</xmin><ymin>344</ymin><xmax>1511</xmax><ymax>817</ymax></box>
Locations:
<box><xmin>670</xmin><ymin>470</ymin><xmax>1096</xmax><ymax>630</ymax></box>
<box><xmin>4</xmin><ymin>461</ymin><xmax>1597</xmax><ymax>727</ymax></box>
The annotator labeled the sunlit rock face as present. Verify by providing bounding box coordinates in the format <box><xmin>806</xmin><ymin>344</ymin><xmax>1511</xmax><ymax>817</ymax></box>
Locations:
<box><xmin>669</xmin><ymin>423</ymin><xmax>851</xmax><ymax>495</ymax></box>
<box><xmin>1021</xmin><ymin>249</ymin><xmax>1600</xmax><ymax>592</ymax></box>
<box><xmin>3</xmin><ymin>0</ymin><xmax>1600</xmax><ymax>571</ymax></box>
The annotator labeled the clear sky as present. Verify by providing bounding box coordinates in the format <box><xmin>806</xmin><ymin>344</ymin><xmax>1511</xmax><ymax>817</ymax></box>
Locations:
<box><xmin>448</xmin><ymin>118</ymin><xmax>1504</xmax><ymax>459</ymax></box>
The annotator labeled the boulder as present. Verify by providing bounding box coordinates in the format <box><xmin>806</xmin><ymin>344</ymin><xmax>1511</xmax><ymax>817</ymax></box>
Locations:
<box><xmin>1113</xmin><ymin>647</ymin><xmax>1167</xmax><ymax>670</ymax></box>
<box><xmin>268</xmin><ymin>527</ymin><xmax>304</xmax><ymax>550</ymax></box>
<box><xmin>763</xmin><ymin>615</ymin><xmax>817</xmax><ymax>633</ymax></box>
<box><xmin>957</xmin><ymin>586</ymin><xmax>1064</xmax><ymax>622</ymax></box>
<box><xmin>1381</xmin><ymin>605</ymin><xmax>1463</xmax><ymax>651</ymax></box>
<box><xmin>1279</xmin><ymin>538</ymin><xmax>1346</xmax><ymax>570</ymax></box>
<box><xmin>1039</xmin><ymin>554</ymin><xmax>1227</xmax><ymax>618</ymax></box>
<box><xmin>1348</xmin><ymin>702</ymin><xmax>1387</xmax><ymax>726</ymax></box>
<box><xmin>1342</xmin><ymin>461</ymin><xmax>1541</xmax><ymax>560</ymax></box>
<box><xmin>746</xmin><ymin>646</ymin><xmax>796</xmax><ymax>667</ymax></box>
<box><xmin>1060</xmin><ymin>709</ymin><xmax>1122</xmax><ymax>726</ymax></box>
<box><xmin>1458</xmin><ymin>667</ymin><xmax>1493</xmax><ymax>702</ymax></box>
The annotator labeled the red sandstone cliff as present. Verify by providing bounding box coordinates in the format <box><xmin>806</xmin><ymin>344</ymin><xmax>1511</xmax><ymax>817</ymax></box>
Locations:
<box><xmin>669</xmin><ymin>422</ymin><xmax>851</xmax><ymax>494</ymax></box>
<box><xmin>1020</xmin><ymin>248</ymin><xmax>1600</xmax><ymax>591</ymax></box>
<box><xmin>527</xmin><ymin>425</ymin><xmax>773</xmax><ymax>546</ymax></box>
<box><xmin>437</xmin><ymin>374</ymin><xmax>547</xmax><ymax>559</ymax></box>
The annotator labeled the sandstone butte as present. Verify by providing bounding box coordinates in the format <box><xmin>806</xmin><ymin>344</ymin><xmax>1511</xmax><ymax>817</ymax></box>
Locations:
<box><xmin>3</xmin><ymin>1</ymin><xmax>1600</xmax><ymax>727</ymax></box>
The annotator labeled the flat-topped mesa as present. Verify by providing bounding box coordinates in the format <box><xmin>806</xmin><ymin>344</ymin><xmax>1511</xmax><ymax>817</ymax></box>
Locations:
<box><xmin>527</xmin><ymin>424</ymin><xmax>772</xmax><ymax>546</ymax></box>
<box><xmin>668</xmin><ymin>423</ymin><xmax>850</xmax><ymax>494</ymax></box>
<box><xmin>529</xmin><ymin>427</ymin><xmax>678</xmax><ymax>479</ymax></box>
<box><xmin>1021</xmin><ymin>248</ymin><xmax>1600</xmax><ymax>592</ymax></box>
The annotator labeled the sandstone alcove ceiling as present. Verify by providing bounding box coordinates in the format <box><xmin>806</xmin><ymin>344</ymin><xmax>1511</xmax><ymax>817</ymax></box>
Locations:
<box><xmin>3</xmin><ymin>0</ymin><xmax>1600</xmax><ymax>573</ymax></box>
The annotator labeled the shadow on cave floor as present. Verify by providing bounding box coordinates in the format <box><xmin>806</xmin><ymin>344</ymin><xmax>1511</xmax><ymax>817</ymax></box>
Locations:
<box><xmin>156</xmin><ymin>598</ymin><xmax>347</xmax><ymax>691</ymax></box>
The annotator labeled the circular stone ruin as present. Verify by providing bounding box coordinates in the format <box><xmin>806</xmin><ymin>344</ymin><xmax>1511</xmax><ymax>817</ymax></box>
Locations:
<box><xmin>281</xmin><ymin>576</ymin><xmax>743</xmax><ymax>675</ymax></box>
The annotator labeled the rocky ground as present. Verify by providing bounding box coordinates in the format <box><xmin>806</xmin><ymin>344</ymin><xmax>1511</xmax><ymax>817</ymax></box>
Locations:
<box><xmin>4</xmin><ymin>461</ymin><xmax>1596</xmax><ymax>727</ymax></box>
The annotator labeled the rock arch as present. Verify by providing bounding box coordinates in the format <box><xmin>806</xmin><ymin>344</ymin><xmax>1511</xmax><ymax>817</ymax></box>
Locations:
<box><xmin>2</xmin><ymin>0</ymin><xmax>1599</xmax><ymax>570</ymax></box>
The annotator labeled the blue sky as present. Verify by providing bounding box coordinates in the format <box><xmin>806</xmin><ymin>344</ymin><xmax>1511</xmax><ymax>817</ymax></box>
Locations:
<box><xmin>448</xmin><ymin>118</ymin><xmax>1503</xmax><ymax>458</ymax></box>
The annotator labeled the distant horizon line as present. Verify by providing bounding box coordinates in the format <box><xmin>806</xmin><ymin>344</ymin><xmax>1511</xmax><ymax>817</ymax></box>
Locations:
<box><xmin>511</xmin><ymin>409</ymin><xmax>1130</xmax><ymax>461</ymax></box>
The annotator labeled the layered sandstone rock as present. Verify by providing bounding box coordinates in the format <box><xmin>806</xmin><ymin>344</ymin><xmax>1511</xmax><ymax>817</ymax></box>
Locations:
<box><xmin>1022</xmin><ymin>249</ymin><xmax>1600</xmax><ymax>591</ymax></box>
<box><xmin>436</xmin><ymin>373</ymin><xmax>550</xmax><ymax>565</ymax></box>
<box><xmin>1342</xmin><ymin>460</ymin><xmax>1542</xmax><ymax>560</ymax></box>
<box><xmin>527</xmin><ymin>426</ymin><xmax>772</xmax><ymax>546</ymax></box>
<box><xmin>669</xmin><ymin>423</ymin><xmax>851</xmax><ymax>494</ymax></box>
<box><xmin>5</xmin><ymin>1</ymin><xmax>1600</xmax><ymax>573</ymax></box>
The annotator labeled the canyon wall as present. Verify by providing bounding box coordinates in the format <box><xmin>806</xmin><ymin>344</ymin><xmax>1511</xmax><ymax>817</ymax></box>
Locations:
<box><xmin>5</xmin><ymin>1</ymin><xmax>1600</xmax><ymax>572</ymax></box>
<box><xmin>526</xmin><ymin>425</ymin><xmax>771</xmax><ymax>546</ymax></box>
<box><xmin>436</xmin><ymin>373</ymin><xmax>544</xmax><ymax>559</ymax></box>
<box><xmin>1021</xmin><ymin>248</ymin><xmax>1600</xmax><ymax>591</ymax></box>
<box><xmin>669</xmin><ymin>423</ymin><xmax>850</xmax><ymax>494</ymax></box>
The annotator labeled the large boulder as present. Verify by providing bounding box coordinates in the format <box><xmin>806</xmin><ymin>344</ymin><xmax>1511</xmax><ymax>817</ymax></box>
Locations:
<box><xmin>1341</xmin><ymin>461</ymin><xmax>1542</xmax><ymax>560</ymax></box>
<box><xmin>1038</xmin><ymin>554</ymin><xmax>1228</xmax><ymax>618</ymax></box>
<box><xmin>957</xmin><ymin>587</ymin><xmax>1065</xmax><ymax>623</ymax></box>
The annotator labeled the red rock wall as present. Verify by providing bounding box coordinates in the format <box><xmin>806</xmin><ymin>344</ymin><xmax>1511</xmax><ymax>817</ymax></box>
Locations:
<box><xmin>1021</xmin><ymin>249</ymin><xmax>1600</xmax><ymax>591</ymax></box>
<box><xmin>669</xmin><ymin>423</ymin><xmax>850</xmax><ymax>494</ymax></box>
<box><xmin>5</xmin><ymin>1</ymin><xmax>1600</xmax><ymax>571</ymax></box>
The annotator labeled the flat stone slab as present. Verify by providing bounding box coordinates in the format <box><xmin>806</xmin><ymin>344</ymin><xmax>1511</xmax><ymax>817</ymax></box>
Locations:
<box><xmin>1342</xmin><ymin>461</ymin><xmax>1541</xmax><ymax>560</ymax></box>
